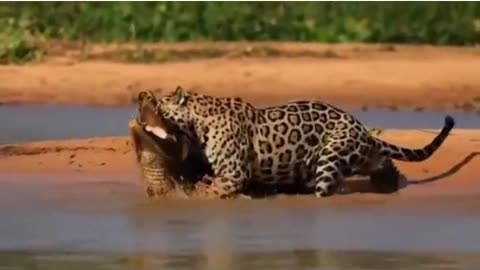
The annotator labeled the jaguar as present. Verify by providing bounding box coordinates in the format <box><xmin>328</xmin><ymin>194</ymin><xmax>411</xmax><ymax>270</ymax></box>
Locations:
<box><xmin>147</xmin><ymin>86</ymin><xmax>455</xmax><ymax>199</ymax></box>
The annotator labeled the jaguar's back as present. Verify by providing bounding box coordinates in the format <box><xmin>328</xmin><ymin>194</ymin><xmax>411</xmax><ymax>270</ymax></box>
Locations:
<box><xmin>250</xmin><ymin>101</ymin><xmax>357</xmax><ymax>185</ymax></box>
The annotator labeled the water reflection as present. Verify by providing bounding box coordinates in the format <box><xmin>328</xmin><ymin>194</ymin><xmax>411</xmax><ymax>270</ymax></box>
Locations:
<box><xmin>0</xmin><ymin>249</ymin><xmax>477</xmax><ymax>270</ymax></box>
<box><xmin>2</xmin><ymin>175</ymin><xmax>480</xmax><ymax>270</ymax></box>
<box><xmin>121</xmin><ymin>202</ymin><xmax>480</xmax><ymax>270</ymax></box>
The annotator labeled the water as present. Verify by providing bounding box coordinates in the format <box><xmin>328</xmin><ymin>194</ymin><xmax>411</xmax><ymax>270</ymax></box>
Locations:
<box><xmin>0</xmin><ymin>105</ymin><xmax>479</xmax><ymax>269</ymax></box>
<box><xmin>0</xmin><ymin>174</ymin><xmax>480</xmax><ymax>269</ymax></box>
<box><xmin>0</xmin><ymin>105</ymin><xmax>132</xmax><ymax>144</ymax></box>
<box><xmin>0</xmin><ymin>105</ymin><xmax>478</xmax><ymax>144</ymax></box>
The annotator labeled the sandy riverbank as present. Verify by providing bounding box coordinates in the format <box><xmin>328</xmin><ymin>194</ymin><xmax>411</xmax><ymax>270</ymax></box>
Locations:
<box><xmin>0</xmin><ymin>129</ymin><xmax>478</xmax><ymax>203</ymax></box>
<box><xmin>1</xmin><ymin>43</ymin><xmax>479</xmax><ymax>111</ymax></box>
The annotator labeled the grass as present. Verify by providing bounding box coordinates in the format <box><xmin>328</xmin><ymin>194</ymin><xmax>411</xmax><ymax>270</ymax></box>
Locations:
<box><xmin>0</xmin><ymin>40</ymin><xmax>356</xmax><ymax>64</ymax></box>
<box><xmin>78</xmin><ymin>43</ymin><xmax>346</xmax><ymax>63</ymax></box>
<box><xmin>0</xmin><ymin>28</ymin><xmax>45</xmax><ymax>64</ymax></box>
<box><xmin>87</xmin><ymin>46</ymin><xmax>226</xmax><ymax>63</ymax></box>
<box><xmin>0</xmin><ymin>2</ymin><xmax>479</xmax><ymax>63</ymax></box>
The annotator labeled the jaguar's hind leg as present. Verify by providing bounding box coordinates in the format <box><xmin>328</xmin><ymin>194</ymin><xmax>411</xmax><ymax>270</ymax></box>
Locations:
<box><xmin>368</xmin><ymin>158</ymin><xmax>402</xmax><ymax>194</ymax></box>
<box><xmin>313</xmin><ymin>164</ymin><xmax>344</xmax><ymax>197</ymax></box>
<box><xmin>311</xmin><ymin>142</ymin><xmax>352</xmax><ymax>197</ymax></box>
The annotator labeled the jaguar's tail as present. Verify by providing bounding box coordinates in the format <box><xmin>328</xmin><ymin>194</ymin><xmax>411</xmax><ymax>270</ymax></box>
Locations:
<box><xmin>376</xmin><ymin>115</ymin><xmax>455</xmax><ymax>162</ymax></box>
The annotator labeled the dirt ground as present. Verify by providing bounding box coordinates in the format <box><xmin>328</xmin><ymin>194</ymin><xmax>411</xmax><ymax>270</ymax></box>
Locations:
<box><xmin>0</xmin><ymin>43</ymin><xmax>480</xmax><ymax>111</ymax></box>
<box><xmin>1</xmin><ymin>129</ymin><xmax>478</xmax><ymax>203</ymax></box>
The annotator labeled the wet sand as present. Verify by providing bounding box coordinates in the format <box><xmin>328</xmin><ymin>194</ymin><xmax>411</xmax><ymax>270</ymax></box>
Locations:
<box><xmin>1</xmin><ymin>43</ymin><xmax>480</xmax><ymax>111</ymax></box>
<box><xmin>0</xmin><ymin>129</ymin><xmax>478</xmax><ymax>203</ymax></box>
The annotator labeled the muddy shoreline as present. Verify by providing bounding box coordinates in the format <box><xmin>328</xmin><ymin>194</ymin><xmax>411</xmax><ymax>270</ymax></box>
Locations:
<box><xmin>1</xmin><ymin>129</ymin><xmax>478</xmax><ymax>202</ymax></box>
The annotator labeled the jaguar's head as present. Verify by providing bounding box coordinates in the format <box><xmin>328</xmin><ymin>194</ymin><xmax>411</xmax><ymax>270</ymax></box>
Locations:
<box><xmin>155</xmin><ymin>86</ymin><xmax>196</xmax><ymax>137</ymax></box>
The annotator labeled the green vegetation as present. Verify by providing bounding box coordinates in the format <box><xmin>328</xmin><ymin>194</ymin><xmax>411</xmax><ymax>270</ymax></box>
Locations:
<box><xmin>0</xmin><ymin>2</ymin><xmax>479</xmax><ymax>63</ymax></box>
<box><xmin>2</xmin><ymin>2</ymin><xmax>479</xmax><ymax>44</ymax></box>
<box><xmin>0</xmin><ymin>17</ymin><xmax>44</xmax><ymax>64</ymax></box>
<box><xmin>82</xmin><ymin>44</ymin><xmax>345</xmax><ymax>64</ymax></box>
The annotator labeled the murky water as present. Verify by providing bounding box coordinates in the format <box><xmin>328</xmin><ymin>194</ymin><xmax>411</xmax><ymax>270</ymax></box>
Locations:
<box><xmin>1</xmin><ymin>174</ymin><xmax>480</xmax><ymax>269</ymax></box>
<box><xmin>0</xmin><ymin>105</ymin><xmax>479</xmax><ymax>269</ymax></box>
<box><xmin>0</xmin><ymin>105</ymin><xmax>478</xmax><ymax>144</ymax></box>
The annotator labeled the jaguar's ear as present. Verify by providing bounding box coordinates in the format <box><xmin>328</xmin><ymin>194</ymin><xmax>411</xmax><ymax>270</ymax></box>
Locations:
<box><xmin>137</xmin><ymin>91</ymin><xmax>149</xmax><ymax>102</ymax></box>
<box><xmin>137</xmin><ymin>90</ymin><xmax>156</xmax><ymax>103</ymax></box>
<box><xmin>173</xmin><ymin>86</ymin><xmax>188</xmax><ymax>106</ymax></box>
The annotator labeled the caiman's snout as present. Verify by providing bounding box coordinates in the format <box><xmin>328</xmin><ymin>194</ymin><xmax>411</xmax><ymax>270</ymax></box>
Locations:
<box><xmin>137</xmin><ymin>96</ymin><xmax>177</xmax><ymax>143</ymax></box>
